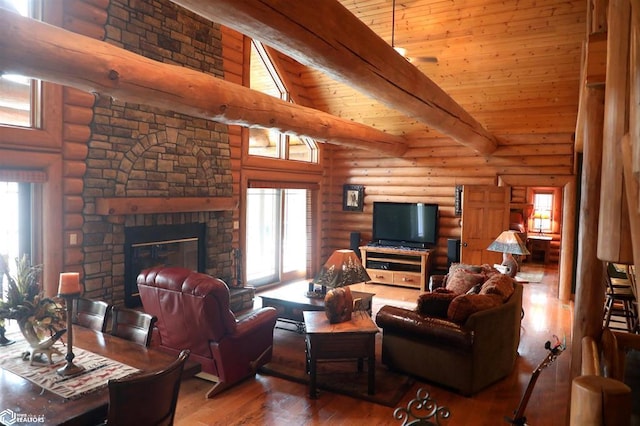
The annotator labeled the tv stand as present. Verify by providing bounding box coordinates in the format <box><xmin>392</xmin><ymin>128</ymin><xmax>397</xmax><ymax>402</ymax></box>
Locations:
<box><xmin>359</xmin><ymin>246</ymin><xmax>433</xmax><ymax>292</ymax></box>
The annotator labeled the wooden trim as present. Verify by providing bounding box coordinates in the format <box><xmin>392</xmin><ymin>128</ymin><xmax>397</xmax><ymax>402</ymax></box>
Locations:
<box><xmin>248</xmin><ymin>180</ymin><xmax>320</xmax><ymax>190</ymax></box>
<box><xmin>0</xmin><ymin>149</ymin><xmax>63</xmax><ymax>297</ymax></box>
<box><xmin>95</xmin><ymin>197</ymin><xmax>237</xmax><ymax>215</ymax></box>
<box><xmin>240</xmin><ymin>169</ymin><xmax>324</xmax><ymax>282</ymax></box>
<box><xmin>498</xmin><ymin>175</ymin><xmax>574</xmax><ymax>187</ymax></box>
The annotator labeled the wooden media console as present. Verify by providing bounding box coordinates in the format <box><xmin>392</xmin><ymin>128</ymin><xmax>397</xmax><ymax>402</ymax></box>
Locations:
<box><xmin>359</xmin><ymin>245</ymin><xmax>433</xmax><ymax>292</ymax></box>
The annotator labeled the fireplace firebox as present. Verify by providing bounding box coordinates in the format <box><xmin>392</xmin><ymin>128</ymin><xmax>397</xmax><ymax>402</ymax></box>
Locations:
<box><xmin>124</xmin><ymin>223</ymin><xmax>206</xmax><ymax>307</ymax></box>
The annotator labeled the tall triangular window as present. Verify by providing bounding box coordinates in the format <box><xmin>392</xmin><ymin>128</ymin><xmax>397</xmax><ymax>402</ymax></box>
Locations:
<box><xmin>248</xmin><ymin>41</ymin><xmax>318</xmax><ymax>163</ymax></box>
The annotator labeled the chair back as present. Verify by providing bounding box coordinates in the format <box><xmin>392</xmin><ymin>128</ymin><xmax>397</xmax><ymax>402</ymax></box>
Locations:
<box><xmin>106</xmin><ymin>349</ymin><xmax>190</xmax><ymax>426</ymax></box>
<box><xmin>110</xmin><ymin>306</ymin><xmax>157</xmax><ymax>347</ymax></box>
<box><xmin>137</xmin><ymin>267</ymin><xmax>237</xmax><ymax>357</ymax></box>
<box><xmin>72</xmin><ymin>298</ymin><xmax>111</xmax><ymax>332</ymax></box>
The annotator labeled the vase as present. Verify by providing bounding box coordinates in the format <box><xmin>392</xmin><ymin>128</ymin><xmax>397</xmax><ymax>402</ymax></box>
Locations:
<box><xmin>324</xmin><ymin>287</ymin><xmax>354</xmax><ymax>324</ymax></box>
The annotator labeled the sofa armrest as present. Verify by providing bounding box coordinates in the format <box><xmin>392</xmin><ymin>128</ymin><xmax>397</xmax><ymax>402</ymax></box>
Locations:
<box><xmin>234</xmin><ymin>307</ymin><xmax>278</xmax><ymax>338</ymax></box>
<box><xmin>376</xmin><ymin>305</ymin><xmax>472</xmax><ymax>350</ymax></box>
<box><xmin>462</xmin><ymin>283</ymin><xmax>522</xmax><ymax>365</ymax></box>
<box><xmin>429</xmin><ymin>274</ymin><xmax>447</xmax><ymax>291</ymax></box>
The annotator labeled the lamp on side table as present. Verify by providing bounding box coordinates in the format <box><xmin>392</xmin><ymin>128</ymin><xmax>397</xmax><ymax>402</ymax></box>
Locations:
<box><xmin>487</xmin><ymin>230</ymin><xmax>531</xmax><ymax>278</ymax></box>
<box><xmin>308</xmin><ymin>249</ymin><xmax>371</xmax><ymax>297</ymax></box>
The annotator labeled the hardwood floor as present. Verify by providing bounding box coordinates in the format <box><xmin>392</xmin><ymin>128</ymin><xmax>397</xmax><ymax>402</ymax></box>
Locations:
<box><xmin>174</xmin><ymin>264</ymin><xmax>573</xmax><ymax>425</ymax></box>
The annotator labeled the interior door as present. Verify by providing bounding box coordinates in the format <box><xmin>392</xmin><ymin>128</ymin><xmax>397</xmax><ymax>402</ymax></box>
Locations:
<box><xmin>461</xmin><ymin>185</ymin><xmax>510</xmax><ymax>265</ymax></box>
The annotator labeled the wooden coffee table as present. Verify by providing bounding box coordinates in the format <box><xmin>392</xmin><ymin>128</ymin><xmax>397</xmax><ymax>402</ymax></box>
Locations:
<box><xmin>303</xmin><ymin>310</ymin><xmax>379</xmax><ymax>398</ymax></box>
<box><xmin>259</xmin><ymin>281</ymin><xmax>374</xmax><ymax>331</ymax></box>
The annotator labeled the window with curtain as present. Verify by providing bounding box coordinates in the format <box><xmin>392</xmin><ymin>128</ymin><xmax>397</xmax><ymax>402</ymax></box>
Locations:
<box><xmin>532</xmin><ymin>192</ymin><xmax>553</xmax><ymax>233</ymax></box>
<box><xmin>0</xmin><ymin>0</ymin><xmax>43</xmax><ymax>128</ymax></box>
<box><xmin>245</xmin><ymin>185</ymin><xmax>314</xmax><ymax>287</ymax></box>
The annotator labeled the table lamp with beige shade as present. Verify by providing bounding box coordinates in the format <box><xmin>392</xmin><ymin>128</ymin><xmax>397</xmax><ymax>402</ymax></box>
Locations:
<box><xmin>487</xmin><ymin>230</ymin><xmax>531</xmax><ymax>278</ymax></box>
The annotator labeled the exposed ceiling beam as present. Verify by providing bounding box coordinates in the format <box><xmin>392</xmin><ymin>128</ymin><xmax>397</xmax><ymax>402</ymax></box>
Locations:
<box><xmin>0</xmin><ymin>9</ymin><xmax>407</xmax><ymax>157</ymax></box>
<box><xmin>171</xmin><ymin>0</ymin><xmax>499</xmax><ymax>155</ymax></box>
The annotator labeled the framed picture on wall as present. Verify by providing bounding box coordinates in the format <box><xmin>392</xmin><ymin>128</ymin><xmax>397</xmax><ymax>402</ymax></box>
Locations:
<box><xmin>343</xmin><ymin>184</ymin><xmax>364</xmax><ymax>212</ymax></box>
<box><xmin>454</xmin><ymin>185</ymin><xmax>463</xmax><ymax>216</ymax></box>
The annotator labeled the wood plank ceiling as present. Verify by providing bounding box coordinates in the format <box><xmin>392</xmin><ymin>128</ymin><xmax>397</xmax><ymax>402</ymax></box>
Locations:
<box><xmin>311</xmin><ymin>0</ymin><xmax>586</xmax><ymax>145</ymax></box>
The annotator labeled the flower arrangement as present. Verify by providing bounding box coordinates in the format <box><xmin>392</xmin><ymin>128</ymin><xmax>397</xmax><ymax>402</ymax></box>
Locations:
<box><xmin>0</xmin><ymin>254</ymin><xmax>65</xmax><ymax>342</ymax></box>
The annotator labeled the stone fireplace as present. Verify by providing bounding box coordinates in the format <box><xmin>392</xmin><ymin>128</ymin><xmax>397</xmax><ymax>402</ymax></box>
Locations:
<box><xmin>124</xmin><ymin>223</ymin><xmax>206</xmax><ymax>307</ymax></box>
<box><xmin>80</xmin><ymin>0</ymin><xmax>238</xmax><ymax>306</ymax></box>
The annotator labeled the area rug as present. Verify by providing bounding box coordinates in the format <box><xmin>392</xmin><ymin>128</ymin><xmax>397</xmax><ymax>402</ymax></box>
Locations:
<box><xmin>259</xmin><ymin>326</ymin><xmax>414</xmax><ymax>407</ymax></box>
<box><xmin>0</xmin><ymin>340</ymin><xmax>139</xmax><ymax>399</ymax></box>
<box><xmin>516</xmin><ymin>270</ymin><xmax>545</xmax><ymax>283</ymax></box>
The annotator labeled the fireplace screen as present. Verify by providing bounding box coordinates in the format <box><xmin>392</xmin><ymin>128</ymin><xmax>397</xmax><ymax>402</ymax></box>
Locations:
<box><xmin>124</xmin><ymin>223</ymin><xmax>206</xmax><ymax>307</ymax></box>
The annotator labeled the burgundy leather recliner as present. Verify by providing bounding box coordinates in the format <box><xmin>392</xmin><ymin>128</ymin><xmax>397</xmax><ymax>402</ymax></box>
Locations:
<box><xmin>137</xmin><ymin>266</ymin><xmax>277</xmax><ymax>398</ymax></box>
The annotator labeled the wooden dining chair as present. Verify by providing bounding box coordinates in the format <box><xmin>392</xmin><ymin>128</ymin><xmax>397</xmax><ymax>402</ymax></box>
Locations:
<box><xmin>109</xmin><ymin>306</ymin><xmax>157</xmax><ymax>347</ymax></box>
<box><xmin>105</xmin><ymin>349</ymin><xmax>190</xmax><ymax>426</ymax></box>
<box><xmin>72</xmin><ymin>298</ymin><xmax>111</xmax><ymax>332</ymax></box>
<box><xmin>602</xmin><ymin>262</ymin><xmax>639</xmax><ymax>333</ymax></box>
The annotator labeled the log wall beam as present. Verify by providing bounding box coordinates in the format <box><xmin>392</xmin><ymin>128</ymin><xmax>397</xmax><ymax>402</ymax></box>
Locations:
<box><xmin>0</xmin><ymin>9</ymin><xmax>407</xmax><ymax>157</ymax></box>
<box><xmin>170</xmin><ymin>0</ymin><xmax>499</xmax><ymax>155</ymax></box>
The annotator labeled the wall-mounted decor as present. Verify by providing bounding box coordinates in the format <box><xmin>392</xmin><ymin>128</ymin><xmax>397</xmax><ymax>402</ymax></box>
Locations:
<box><xmin>454</xmin><ymin>185</ymin><xmax>463</xmax><ymax>216</ymax></box>
<box><xmin>343</xmin><ymin>184</ymin><xmax>364</xmax><ymax>212</ymax></box>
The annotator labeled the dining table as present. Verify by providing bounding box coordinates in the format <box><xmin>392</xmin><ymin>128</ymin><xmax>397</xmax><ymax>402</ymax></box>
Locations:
<box><xmin>0</xmin><ymin>325</ymin><xmax>201</xmax><ymax>425</ymax></box>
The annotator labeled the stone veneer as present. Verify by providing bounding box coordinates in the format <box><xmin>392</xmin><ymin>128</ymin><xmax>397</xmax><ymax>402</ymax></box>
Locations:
<box><xmin>82</xmin><ymin>0</ymin><xmax>233</xmax><ymax>304</ymax></box>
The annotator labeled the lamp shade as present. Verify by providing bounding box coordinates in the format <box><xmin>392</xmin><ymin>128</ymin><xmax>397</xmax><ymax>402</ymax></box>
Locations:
<box><xmin>487</xmin><ymin>230</ymin><xmax>531</xmax><ymax>256</ymax></box>
<box><xmin>532</xmin><ymin>210</ymin><xmax>550</xmax><ymax>220</ymax></box>
<box><xmin>58</xmin><ymin>272</ymin><xmax>82</xmax><ymax>296</ymax></box>
<box><xmin>312</xmin><ymin>249</ymin><xmax>371</xmax><ymax>289</ymax></box>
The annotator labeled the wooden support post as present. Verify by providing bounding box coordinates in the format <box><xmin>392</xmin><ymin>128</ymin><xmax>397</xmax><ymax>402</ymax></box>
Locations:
<box><xmin>631</xmin><ymin>4</ymin><xmax>640</xmax><ymax>180</ymax></box>
<box><xmin>559</xmin><ymin>178</ymin><xmax>576</xmax><ymax>301</ymax></box>
<box><xmin>621</xmin><ymin>134</ymin><xmax>640</xmax><ymax>303</ymax></box>
<box><xmin>597</xmin><ymin>0</ymin><xmax>633</xmax><ymax>263</ymax></box>
<box><xmin>571</xmin><ymin>86</ymin><xmax>606</xmax><ymax>380</ymax></box>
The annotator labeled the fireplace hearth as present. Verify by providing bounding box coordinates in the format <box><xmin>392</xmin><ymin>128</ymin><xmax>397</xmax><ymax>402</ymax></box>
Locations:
<box><xmin>124</xmin><ymin>223</ymin><xmax>206</xmax><ymax>307</ymax></box>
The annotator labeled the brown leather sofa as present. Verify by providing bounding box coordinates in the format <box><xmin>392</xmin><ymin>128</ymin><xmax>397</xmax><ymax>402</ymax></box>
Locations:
<box><xmin>570</xmin><ymin>328</ymin><xmax>639</xmax><ymax>425</ymax></box>
<box><xmin>376</xmin><ymin>267</ymin><xmax>523</xmax><ymax>396</ymax></box>
<box><xmin>137</xmin><ymin>266</ymin><xmax>278</xmax><ymax>397</ymax></box>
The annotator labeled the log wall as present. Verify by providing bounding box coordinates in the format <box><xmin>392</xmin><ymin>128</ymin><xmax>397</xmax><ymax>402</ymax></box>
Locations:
<box><xmin>60</xmin><ymin>0</ymin><xmax>108</xmax><ymax>283</ymax></box>
<box><xmin>324</xmin><ymin>135</ymin><xmax>573</xmax><ymax>272</ymax></box>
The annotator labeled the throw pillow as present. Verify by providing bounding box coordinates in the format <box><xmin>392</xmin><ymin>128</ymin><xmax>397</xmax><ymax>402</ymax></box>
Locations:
<box><xmin>479</xmin><ymin>273</ymin><xmax>515</xmax><ymax>301</ymax></box>
<box><xmin>448</xmin><ymin>263</ymin><xmax>483</xmax><ymax>275</ymax></box>
<box><xmin>447</xmin><ymin>293</ymin><xmax>503</xmax><ymax>324</ymax></box>
<box><xmin>416</xmin><ymin>291</ymin><xmax>457</xmax><ymax>318</ymax></box>
<box><xmin>445</xmin><ymin>268</ymin><xmax>485</xmax><ymax>295</ymax></box>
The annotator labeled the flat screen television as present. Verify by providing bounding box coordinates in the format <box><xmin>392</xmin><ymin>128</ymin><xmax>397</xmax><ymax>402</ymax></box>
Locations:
<box><xmin>372</xmin><ymin>202</ymin><xmax>439</xmax><ymax>249</ymax></box>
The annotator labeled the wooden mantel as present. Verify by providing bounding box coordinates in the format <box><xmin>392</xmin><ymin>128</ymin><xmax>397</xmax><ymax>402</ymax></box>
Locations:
<box><xmin>95</xmin><ymin>197</ymin><xmax>237</xmax><ymax>215</ymax></box>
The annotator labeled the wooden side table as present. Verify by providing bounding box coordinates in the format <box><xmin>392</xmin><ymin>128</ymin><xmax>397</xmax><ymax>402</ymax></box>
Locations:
<box><xmin>303</xmin><ymin>310</ymin><xmax>379</xmax><ymax>399</ymax></box>
<box><xmin>527</xmin><ymin>235</ymin><xmax>552</xmax><ymax>264</ymax></box>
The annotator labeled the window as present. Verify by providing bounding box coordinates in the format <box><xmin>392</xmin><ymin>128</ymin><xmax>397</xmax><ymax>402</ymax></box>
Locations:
<box><xmin>0</xmin><ymin>182</ymin><xmax>20</xmax><ymax>280</ymax></box>
<box><xmin>248</xmin><ymin>41</ymin><xmax>318</xmax><ymax>163</ymax></box>
<box><xmin>532</xmin><ymin>192</ymin><xmax>553</xmax><ymax>233</ymax></box>
<box><xmin>245</xmin><ymin>187</ymin><xmax>310</xmax><ymax>287</ymax></box>
<box><xmin>0</xmin><ymin>0</ymin><xmax>42</xmax><ymax>128</ymax></box>
<box><xmin>0</xmin><ymin>180</ymin><xmax>38</xmax><ymax>298</ymax></box>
